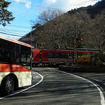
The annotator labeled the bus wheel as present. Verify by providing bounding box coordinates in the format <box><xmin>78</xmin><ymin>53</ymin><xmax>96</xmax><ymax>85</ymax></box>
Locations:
<box><xmin>2</xmin><ymin>76</ymin><xmax>14</xmax><ymax>95</ymax></box>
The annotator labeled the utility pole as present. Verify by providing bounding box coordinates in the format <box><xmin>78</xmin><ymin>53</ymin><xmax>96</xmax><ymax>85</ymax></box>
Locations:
<box><xmin>73</xmin><ymin>24</ymin><xmax>77</xmax><ymax>63</ymax></box>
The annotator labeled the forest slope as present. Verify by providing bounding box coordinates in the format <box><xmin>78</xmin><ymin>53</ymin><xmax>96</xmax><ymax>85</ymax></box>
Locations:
<box><xmin>19</xmin><ymin>0</ymin><xmax>105</xmax><ymax>51</ymax></box>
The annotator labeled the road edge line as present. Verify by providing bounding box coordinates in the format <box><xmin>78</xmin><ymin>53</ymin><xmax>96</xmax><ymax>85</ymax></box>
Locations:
<box><xmin>58</xmin><ymin>70</ymin><xmax>105</xmax><ymax>105</ymax></box>
<box><xmin>0</xmin><ymin>71</ymin><xmax>43</xmax><ymax>100</ymax></box>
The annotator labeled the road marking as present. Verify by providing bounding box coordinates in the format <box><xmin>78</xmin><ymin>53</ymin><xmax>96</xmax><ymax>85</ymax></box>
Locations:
<box><xmin>58</xmin><ymin>70</ymin><xmax>105</xmax><ymax>105</ymax></box>
<box><xmin>0</xmin><ymin>72</ymin><xmax>43</xmax><ymax>100</ymax></box>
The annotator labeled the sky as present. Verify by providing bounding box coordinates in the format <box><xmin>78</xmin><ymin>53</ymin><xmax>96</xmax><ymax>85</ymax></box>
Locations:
<box><xmin>0</xmin><ymin>0</ymin><xmax>102</xmax><ymax>40</ymax></box>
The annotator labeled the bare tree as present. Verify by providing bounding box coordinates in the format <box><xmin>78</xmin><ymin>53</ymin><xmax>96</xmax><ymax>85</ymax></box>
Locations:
<box><xmin>31</xmin><ymin>9</ymin><xmax>64</xmax><ymax>29</ymax></box>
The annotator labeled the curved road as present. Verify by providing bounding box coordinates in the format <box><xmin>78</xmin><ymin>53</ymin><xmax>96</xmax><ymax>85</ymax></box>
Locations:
<box><xmin>0</xmin><ymin>67</ymin><xmax>104</xmax><ymax>105</ymax></box>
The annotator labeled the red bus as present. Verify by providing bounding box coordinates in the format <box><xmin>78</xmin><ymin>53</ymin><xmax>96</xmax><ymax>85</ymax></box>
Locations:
<box><xmin>0</xmin><ymin>35</ymin><xmax>32</xmax><ymax>95</ymax></box>
<box><xmin>32</xmin><ymin>48</ymin><xmax>98</xmax><ymax>66</ymax></box>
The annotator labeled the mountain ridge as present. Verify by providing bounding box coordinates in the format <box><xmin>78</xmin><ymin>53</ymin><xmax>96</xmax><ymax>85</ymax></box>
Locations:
<box><xmin>19</xmin><ymin>0</ymin><xmax>105</xmax><ymax>51</ymax></box>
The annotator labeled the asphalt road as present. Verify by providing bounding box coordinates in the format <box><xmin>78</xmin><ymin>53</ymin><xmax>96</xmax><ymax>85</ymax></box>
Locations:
<box><xmin>0</xmin><ymin>67</ymin><xmax>104</xmax><ymax>105</ymax></box>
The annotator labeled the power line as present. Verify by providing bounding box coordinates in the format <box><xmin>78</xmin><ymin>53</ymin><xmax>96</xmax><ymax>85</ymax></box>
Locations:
<box><xmin>6</xmin><ymin>24</ymin><xmax>31</xmax><ymax>29</ymax></box>
<box><xmin>0</xmin><ymin>29</ymin><xmax>28</xmax><ymax>38</ymax></box>
<box><xmin>0</xmin><ymin>27</ymin><xmax>30</xmax><ymax>33</ymax></box>
<box><xmin>80</xmin><ymin>0</ymin><xmax>91</xmax><ymax>5</ymax></box>
<box><xmin>0</xmin><ymin>25</ymin><xmax>31</xmax><ymax>38</ymax></box>
<box><xmin>0</xmin><ymin>31</ymin><xmax>23</xmax><ymax>37</ymax></box>
<box><xmin>75</xmin><ymin>0</ymin><xmax>93</xmax><ymax>6</ymax></box>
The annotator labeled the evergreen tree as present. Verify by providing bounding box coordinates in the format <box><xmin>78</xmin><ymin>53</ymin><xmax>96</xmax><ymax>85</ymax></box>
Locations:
<box><xmin>0</xmin><ymin>0</ymin><xmax>14</xmax><ymax>26</ymax></box>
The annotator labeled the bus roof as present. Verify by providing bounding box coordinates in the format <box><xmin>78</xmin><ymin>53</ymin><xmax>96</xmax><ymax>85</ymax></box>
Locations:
<box><xmin>0</xmin><ymin>35</ymin><xmax>32</xmax><ymax>48</ymax></box>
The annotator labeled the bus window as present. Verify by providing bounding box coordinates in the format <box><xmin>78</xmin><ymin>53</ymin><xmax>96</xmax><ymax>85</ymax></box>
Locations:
<box><xmin>0</xmin><ymin>48</ymin><xmax>15</xmax><ymax>63</ymax></box>
<box><xmin>21</xmin><ymin>54</ymin><xmax>27</xmax><ymax>62</ymax></box>
<box><xmin>27</xmin><ymin>54</ymin><xmax>31</xmax><ymax>62</ymax></box>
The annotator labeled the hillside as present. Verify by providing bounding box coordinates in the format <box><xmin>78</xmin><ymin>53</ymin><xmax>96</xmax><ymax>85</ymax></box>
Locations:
<box><xmin>19</xmin><ymin>0</ymin><xmax>105</xmax><ymax>51</ymax></box>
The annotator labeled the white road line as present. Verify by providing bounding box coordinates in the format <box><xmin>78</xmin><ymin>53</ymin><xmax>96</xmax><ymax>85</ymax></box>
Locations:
<box><xmin>58</xmin><ymin>70</ymin><xmax>105</xmax><ymax>105</ymax></box>
<box><xmin>0</xmin><ymin>72</ymin><xmax>44</xmax><ymax>100</ymax></box>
